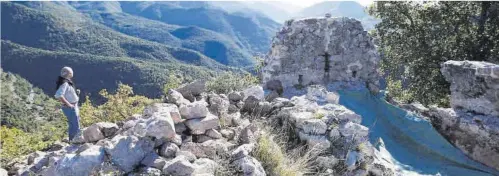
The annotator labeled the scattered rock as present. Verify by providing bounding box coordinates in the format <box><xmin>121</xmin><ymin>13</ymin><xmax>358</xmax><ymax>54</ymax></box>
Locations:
<box><xmin>184</xmin><ymin>113</ymin><xmax>220</xmax><ymax>135</ymax></box>
<box><xmin>193</xmin><ymin>158</ymin><xmax>218</xmax><ymax>175</ymax></box>
<box><xmin>231</xmin><ymin>143</ymin><xmax>255</xmax><ymax>160</ymax></box>
<box><xmin>175</xmin><ymin>151</ymin><xmax>197</xmax><ymax>162</ymax></box>
<box><xmin>167</xmin><ymin>89</ymin><xmax>190</xmax><ymax>106</ymax></box>
<box><xmin>242</xmin><ymin>86</ymin><xmax>265</xmax><ymax>100</ymax></box>
<box><xmin>53</xmin><ymin>145</ymin><xmax>105</xmax><ymax>176</ymax></box>
<box><xmin>179</xmin><ymin>101</ymin><xmax>209</xmax><ymax>120</ymax></box>
<box><xmin>141</xmin><ymin>152</ymin><xmax>168</xmax><ymax>169</ymax></box>
<box><xmin>163</xmin><ymin>156</ymin><xmax>195</xmax><ymax>176</ymax></box>
<box><xmin>177</xmin><ymin>80</ymin><xmax>207</xmax><ymax>102</ymax></box>
<box><xmin>205</xmin><ymin>129</ymin><xmax>222</xmax><ymax>139</ymax></box>
<box><xmin>159</xmin><ymin>142</ymin><xmax>179</xmax><ymax>158</ymax></box>
<box><xmin>105</xmin><ymin>135</ymin><xmax>154</xmax><ymax>172</ymax></box>
<box><xmin>220</xmin><ymin>129</ymin><xmax>235</xmax><ymax>140</ymax></box>
<box><xmin>180</xmin><ymin>140</ymin><xmax>233</xmax><ymax>159</ymax></box>
<box><xmin>228</xmin><ymin>92</ymin><xmax>243</xmax><ymax>102</ymax></box>
<box><xmin>143</xmin><ymin>103</ymin><xmax>182</xmax><ymax>124</ymax></box>
<box><xmin>233</xmin><ymin>156</ymin><xmax>266</xmax><ymax>176</ymax></box>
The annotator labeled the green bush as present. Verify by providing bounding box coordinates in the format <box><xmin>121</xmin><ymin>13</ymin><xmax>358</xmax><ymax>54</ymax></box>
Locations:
<box><xmin>206</xmin><ymin>72</ymin><xmax>259</xmax><ymax>94</ymax></box>
<box><xmin>80</xmin><ymin>83</ymin><xmax>157</xmax><ymax>127</ymax></box>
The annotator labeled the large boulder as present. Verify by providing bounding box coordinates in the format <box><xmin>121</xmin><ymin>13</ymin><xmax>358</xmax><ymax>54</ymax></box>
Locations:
<box><xmin>242</xmin><ymin>86</ymin><xmax>265</xmax><ymax>100</ymax></box>
<box><xmin>184</xmin><ymin>113</ymin><xmax>220</xmax><ymax>135</ymax></box>
<box><xmin>144</xmin><ymin>103</ymin><xmax>182</xmax><ymax>124</ymax></box>
<box><xmin>104</xmin><ymin>135</ymin><xmax>155</xmax><ymax>172</ymax></box>
<box><xmin>176</xmin><ymin>80</ymin><xmax>207</xmax><ymax>102</ymax></box>
<box><xmin>76</xmin><ymin>122</ymin><xmax>120</xmax><ymax>143</ymax></box>
<box><xmin>207</xmin><ymin>93</ymin><xmax>230</xmax><ymax>116</ymax></box>
<box><xmin>144</xmin><ymin>115</ymin><xmax>176</xmax><ymax>140</ymax></box>
<box><xmin>441</xmin><ymin>60</ymin><xmax>499</xmax><ymax>116</ymax></box>
<box><xmin>52</xmin><ymin>145</ymin><xmax>105</xmax><ymax>176</ymax></box>
<box><xmin>179</xmin><ymin>101</ymin><xmax>209</xmax><ymax>120</ymax></box>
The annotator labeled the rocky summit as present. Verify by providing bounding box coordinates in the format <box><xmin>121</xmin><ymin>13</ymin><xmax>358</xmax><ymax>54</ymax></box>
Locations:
<box><xmin>4</xmin><ymin>15</ymin><xmax>499</xmax><ymax>176</ymax></box>
<box><xmin>262</xmin><ymin>17</ymin><xmax>380</xmax><ymax>92</ymax></box>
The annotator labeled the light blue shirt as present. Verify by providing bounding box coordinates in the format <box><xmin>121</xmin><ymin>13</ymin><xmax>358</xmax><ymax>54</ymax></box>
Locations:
<box><xmin>55</xmin><ymin>82</ymin><xmax>79</xmax><ymax>104</ymax></box>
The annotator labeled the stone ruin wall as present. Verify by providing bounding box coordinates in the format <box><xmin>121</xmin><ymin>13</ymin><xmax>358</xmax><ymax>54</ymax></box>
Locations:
<box><xmin>262</xmin><ymin>17</ymin><xmax>379</xmax><ymax>89</ymax></box>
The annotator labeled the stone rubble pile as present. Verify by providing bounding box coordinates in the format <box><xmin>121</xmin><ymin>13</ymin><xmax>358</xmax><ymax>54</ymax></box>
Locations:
<box><xmin>5</xmin><ymin>81</ymin><xmax>269</xmax><ymax>176</ymax></box>
<box><xmin>5</xmin><ymin>79</ymin><xmax>397</xmax><ymax>176</ymax></box>
<box><xmin>269</xmin><ymin>85</ymin><xmax>395</xmax><ymax>175</ymax></box>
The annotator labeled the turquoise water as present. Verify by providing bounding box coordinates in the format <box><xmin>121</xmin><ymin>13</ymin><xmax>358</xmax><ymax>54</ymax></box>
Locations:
<box><xmin>338</xmin><ymin>90</ymin><xmax>499</xmax><ymax>176</ymax></box>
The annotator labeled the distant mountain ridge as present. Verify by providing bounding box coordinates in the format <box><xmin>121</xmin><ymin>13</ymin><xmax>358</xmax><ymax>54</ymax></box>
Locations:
<box><xmin>296</xmin><ymin>1</ymin><xmax>379</xmax><ymax>30</ymax></box>
<box><xmin>1</xmin><ymin>1</ymin><xmax>277</xmax><ymax>100</ymax></box>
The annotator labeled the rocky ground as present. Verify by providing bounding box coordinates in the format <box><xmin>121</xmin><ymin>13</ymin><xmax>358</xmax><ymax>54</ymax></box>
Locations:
<box><xmin>3</xmin><ymin>79</ymin><xmax>396</xmax><ymax>176</ymax></box>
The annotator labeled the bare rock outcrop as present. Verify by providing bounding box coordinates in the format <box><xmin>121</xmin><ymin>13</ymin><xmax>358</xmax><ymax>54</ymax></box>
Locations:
<box><xmin>419</xmin><ymin>60</ymin><xmax>499</xmax><ymax>170</ymax></box>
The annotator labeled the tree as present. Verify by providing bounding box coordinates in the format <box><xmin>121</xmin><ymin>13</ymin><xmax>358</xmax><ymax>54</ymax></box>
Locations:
<box><xmin>368</xmin><ymin>2</ymin><xmax>499</xmax><ymax>106</ymax></box>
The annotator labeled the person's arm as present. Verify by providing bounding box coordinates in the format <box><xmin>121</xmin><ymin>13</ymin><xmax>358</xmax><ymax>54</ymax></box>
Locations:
<box><xmin>58</xmin><ymin>97</ymin><xmax>74</xmax><ymax>108</ymax></box>
<box><xmin>55</xmin><ymin>83</ymin><xmax>74</xmax><ymax>108</ymax></box>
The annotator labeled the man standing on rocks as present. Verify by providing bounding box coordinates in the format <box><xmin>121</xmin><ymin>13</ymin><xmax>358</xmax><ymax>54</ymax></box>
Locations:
<box><xmin>55</xmin><ymin>66</ymin><xmax>80</xmax><ymax>141</ymax></box>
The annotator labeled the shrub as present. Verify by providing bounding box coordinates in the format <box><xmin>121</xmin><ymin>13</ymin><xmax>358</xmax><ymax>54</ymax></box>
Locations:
<box><xmin>80</xmin><ymin>84</ymin><xmax>157</xmax><ymax>127</ymax></box>
<box><xmin>0</xmin><ymin>124</ymin><xmax>65</xmax><ymax>165</ymax></box>
<box><xmin>206</xmin><ymin>72</ymin><xmax>259</xmax><ymax>94</ymax></box>
<box><xmin>163</xmin><ymin>73</ymin><xmax>183</xmax><ymax>95</ymax></box>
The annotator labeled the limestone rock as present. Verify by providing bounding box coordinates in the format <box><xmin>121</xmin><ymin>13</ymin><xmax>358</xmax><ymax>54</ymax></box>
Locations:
<box><xmin>207</xmin><ymin>93</ymin><xmax>230</xmax><ymax>116</ymax></box>
<box><xmin>242</xmin><ymin>86</ymin><xmax>265</xmax><ymax>100</ymax></box>
<box><xmin>233</xmin><ymin>156</ymin><xmax>266</xmax><ymax>176</ymax></box>
<box><xmin>220</xmin><ymin>129</ymin><xmax>235</xmax><ymax>140</ymax></box>
<box><xmin>131</xmin><ymin>167</ymin><xmax>162</xmax><ymax>176</ymax></box>
<box><xmin>143</xmin><ymin>103</ymin><xmax>182</xmax><ymax>124</ymax></box>
<box><xmin>163</xmin><ymin>156</ymin><xmax>195</xmax><ymax>176</ymax></box>
<box><xmin>427</xmin><ymin>107</ymin><xmax>499</xmax><ymax>170</ymax></box>
<box><xmin>167</xmin><ymin>89</ymin><xmax>190</xmax><ymax>106</ymax></box>
<box><xmin>0</xmin><ymin>168</ymin><xmax>7</xmax><ymax>176</ymax></box>
<box><xmin>177</xmin><ymin>80</ymin><xmax>207</xmax><ymax>102</ymax></box>
<box><xmin>82</xmin><ymin>124</ymin><xmax>105</xmax><ymax>143</ymax></box>
<box><xmin>53</xmin><ymin>145</ymin><xmax>105</xmax><ymax>176</ymax></box>
<box><xmin>159</xmin><ymin>142</ymin><xmax>179</xmax><ymax>158</ymax></box>
<box><xmin>193</xmin><ymin>158</ymin><xmax>218</xmax><ymax>175</ymax></box>
<box><xmin>228</xmin><ymin>91</ymin><xmax>243</xmax><ymax>102</ymax></box>
<box><xmin>231</xmin><ymin>144</ymin><xmax>255</xmax><ymax>160</ymax></box>
<box><xmin>441</xmin><ymin>60</ymin><xmax>499</xmax><ymax>116</ymax></box>
<box><xmin>180</xmin><ymin>140</ymin><xmax>233</xmax><ymax>159</ymax></box>
<box><xmin>179</xmin><ymin>101</ymin><xmax>209</xmax><ymax>120</ymax></box>
<box><xmin>105</xmin><ymin>135</ymin><xmax>154</xmax><ymax>172</ymax></box>
<box><xmin>339</xmin><ymin>121</ymin><xmax>369</xmax><ymax>144</ymax></box>
<box><xmin>206</xmin><ymin>129</ymin><xmax>222</xmax><ymax>139</ymax></box>
<box><xmin>94</xmin><ymin>122</ymin><xmax>119</xmax><ymax>137</ymax></box>
<box><xmin>175</xmin><ymin>151</ymin><xmax>197</xmax><ymax>162</ymax></box>
<box><xmin>144</xmin><ymin>113</ymin><xmax>176</xmax><ymax>140</ymax></box>
<box><xmin>184</xmin><ymin>113</ymin><xmax>220</xmax><ymax>135</ymax></box>
<box><xmin>141</xmin><ymin>152</ymin><xmax>168</xmax><ymax>169</ymax></box>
